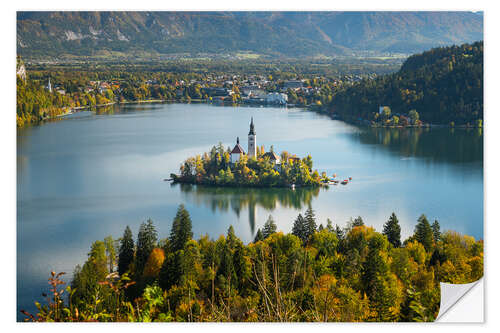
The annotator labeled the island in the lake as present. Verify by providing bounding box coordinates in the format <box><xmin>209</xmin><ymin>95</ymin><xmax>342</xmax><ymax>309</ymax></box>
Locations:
<box><xmin>171</xmin><ymin>118</ymin><xmax>337</xmax><ymax>188</ymax></box>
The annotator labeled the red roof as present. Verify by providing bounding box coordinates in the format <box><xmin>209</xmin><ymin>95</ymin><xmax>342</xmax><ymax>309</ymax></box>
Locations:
<box><xmin>231</xmin><ymin>144</ymin><xmax>245</xmax><ymax>154</ymax></box>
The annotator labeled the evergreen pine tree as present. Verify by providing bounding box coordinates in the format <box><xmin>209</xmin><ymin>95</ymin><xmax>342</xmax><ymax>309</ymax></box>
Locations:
<box><xmin>318</xmin><ymin>224</ymin><xmax>324</xmax><ymax>231</ymax></box>
<box><xmin>431</xmin><ymin>220</ymin><xmax>441</xmax><ymax>242</ymax></box>
<box><xmin>136</xmin><ymin>219</ymin><xmax>158</xmax><ymax>276</ymax></box>
<box><xmin>254</xmin><ymin>229</ymin><xmax>264</xmax><ymax>243</ymax></box>
<box><xmin>292</xmin><ymin>213</ymin><xmax>306</xmax><ymax>243</ymax></box>
<box><xmin>304</xmin><ymin>206</ymin><xmax>317</xmax><ymax>242</ymax></box>
<box><xmin>382</xmin><ymin>212</ymin><xmax>402</xmax><ymax>248</ymax></box>
<box><xmin>335</xmin><ymin>224</ymin><xmax>344</xmax><ymax>241</ymax></box>
<box><xmin>262</xmin><ymin>215</ymin><xmax>277</xmax><ymax>239</ymax></box>
<box><xmin>326</xmin><ymin>218</ymin><xmax>334</xmax><ymax>232</ymax></box>
<box><xmin>352</xmin><ymin>216</ymin><xmax>364</xmax><ymax>227</ymax></box>
<box><xmin>118</xmin><ymin>226</ymin><xmax>134</xmax><ymax>276</ymax></box>
<box><xmin>159</xmin><ymin>251</ymin><xmax>182</xmax><ymax>291</ymax></box>
<box><xmin>169</xmin><ymin>204</ymin><xmax>194</xmax><ymax>252</ymax></box>
<box><xmin>227</xmin><ymin>225</ymin><xmax>237</xmax><ymax>248</ymax></box>
<box><xmin>414</xmin><ymin>214</ymin><xmax>434</xmax><ymax>251</ymax></box>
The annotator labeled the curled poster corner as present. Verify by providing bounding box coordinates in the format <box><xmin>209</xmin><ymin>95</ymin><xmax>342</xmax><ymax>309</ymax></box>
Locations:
<box><xmin>435</xmin><ymin>278</ymin><xmax>484</xmax><ymax>322</ymax></box>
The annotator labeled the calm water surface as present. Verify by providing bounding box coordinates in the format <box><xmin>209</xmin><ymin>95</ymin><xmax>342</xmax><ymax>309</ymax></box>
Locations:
<box><xmin>17</xmin><ymin>103</ymin><xmax>483</xmax><ymax>318</ymax></box>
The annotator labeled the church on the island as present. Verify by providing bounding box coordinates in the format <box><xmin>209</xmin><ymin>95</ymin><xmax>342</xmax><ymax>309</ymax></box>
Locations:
<box><xmin>230</xmin><ymin>118</ymin><xmax>281</xmax><ymax>167</ymax></box>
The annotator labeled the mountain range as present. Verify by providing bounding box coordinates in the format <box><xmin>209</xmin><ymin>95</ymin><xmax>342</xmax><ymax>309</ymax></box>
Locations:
<box><xmin>17</xmin><ymin>11</ymin><xmax>483</xmax><ymax>59</ymax></box>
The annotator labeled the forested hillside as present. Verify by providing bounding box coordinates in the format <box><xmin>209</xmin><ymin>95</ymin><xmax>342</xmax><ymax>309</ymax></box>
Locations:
<box><xmin>330</xmin><ymin>41</ymin><xmax>483</xmax><ymax>125</ymax></box>
<box><xmin>17</xmin><ymin>12</ymin><xmax>483</xmax><ymax>59</ymax></box>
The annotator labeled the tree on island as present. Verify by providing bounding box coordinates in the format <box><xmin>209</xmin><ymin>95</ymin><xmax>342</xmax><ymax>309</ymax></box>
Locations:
<box><xmin>383</xmin><ymin>213</ymin><xmax>402</xmax><ymax>248</ymax></box>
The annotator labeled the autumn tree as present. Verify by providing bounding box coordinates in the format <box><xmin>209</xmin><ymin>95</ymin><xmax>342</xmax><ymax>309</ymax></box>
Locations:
<box><xmin>143</xmin><ymin>248</ymin><xmax>166</xmax><ymax>278</ymax></box>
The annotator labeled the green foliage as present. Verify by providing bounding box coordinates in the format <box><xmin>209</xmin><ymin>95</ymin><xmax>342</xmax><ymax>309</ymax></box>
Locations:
<box><xmin>26</xmin><ymin>208</ymin><xmax>483</xmax><ymax>322</ymax></box>
<box><xmin>414</xmin><ymin>214</ymin><xmax>434</xmax><ymax>251</ymax></box>
<box><xmin>118</xmin><ymin>226</ymin><xmax>134</xmax><ymax>276</ymax></box>
<box><xmin>173</xmin><ymin>145</ymin><xmax>323</xmax><ymax>188</ymax></box>
<box><xmin>383</xmin><ymin>213</ymin><xmax>402</xmax><ymax>248</ymax></box>
<box><xmin>262</xmin><ymin>215</ymin><xmax>277</xmax><ymax>239</ymax></box>
<box><xmin>331</xmin><ymin>41</ymin><xmax>483</xmax><ymax>125</ymax></box>
<box><xmin>136</xmin><ymin>219</ymin><xmax>158</xmax><ymax>276</ymax></box>
<box><xmin>431</xmin><ymin>220</ymin><xmax>441</xmax><ymax>243</ymax></box>
<box><xmin>169</xmin><ymin>204</ymin><xmax>194</xmax><ymax>252</ymax></box>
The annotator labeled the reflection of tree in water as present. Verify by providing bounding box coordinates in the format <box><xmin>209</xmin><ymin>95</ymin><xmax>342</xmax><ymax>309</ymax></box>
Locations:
<box><xmin>94</xmin><ymin>103</ymin><xmax>169</xmax><ymax>115</ymax></box>
<box><xmin>175</xmin><ymin>183</ymin><xmax>321</xmax><ymax>234</ymax></box>
<box><xmin>357</xmin><ymin>127</ymin><xmax>483</xmax><ymax>165</ymax></box>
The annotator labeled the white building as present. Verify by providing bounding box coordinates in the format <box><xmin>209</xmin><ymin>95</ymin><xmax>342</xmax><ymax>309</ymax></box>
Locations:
<box><xmin>266</xmin><ymin>92</ymin><xmax>288</xmax><ymax>105</ymax></box>
<box><xmin>230</xmin><ymin>137</ymin><xmax>246</xmax><ymax>164</ymax></box>
<box><xmin>263</xmin><ymin>151</ymin><xmax>281</xmax><ymax>170</ymax></box>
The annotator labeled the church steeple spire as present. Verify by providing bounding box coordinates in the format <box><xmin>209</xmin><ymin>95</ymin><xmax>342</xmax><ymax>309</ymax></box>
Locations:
<box><xmin>248</xmin><ymin>117</ymin><xmax>256</xmax><ymax>158</ymax></box>
<box><xmin>248</xmin><ymin>117</ymin><xmax>256</xmax><ymax>135</ymax></box>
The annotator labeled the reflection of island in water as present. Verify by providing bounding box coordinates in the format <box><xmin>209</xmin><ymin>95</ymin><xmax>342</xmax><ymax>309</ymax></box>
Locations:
<box><xmin>355</xmin><ymin>127</ymin><xmax>483</xmax><ymax>165</ymax></box>
<box><xmin>175</xmin><ymin>183</ymin><xmax>322</xmax><ymax>234</ymax></box>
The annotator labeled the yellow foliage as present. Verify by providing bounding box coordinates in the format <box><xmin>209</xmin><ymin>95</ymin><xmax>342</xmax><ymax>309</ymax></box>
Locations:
<box><xmin>143</xmin><ymin>248</ymin><xmax>165</xmax><ymax>278</ymax></box>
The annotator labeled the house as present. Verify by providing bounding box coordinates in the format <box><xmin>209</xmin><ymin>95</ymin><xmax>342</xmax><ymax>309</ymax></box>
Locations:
<box><xmin>230</xmin><ymin>137</ymin><xmax>246</xmax><ymax>164</ymax></box>
<box><xmin>263</xmin><ymin>151</ymin><xmax>281</xmax><ymax>170</ymax></box>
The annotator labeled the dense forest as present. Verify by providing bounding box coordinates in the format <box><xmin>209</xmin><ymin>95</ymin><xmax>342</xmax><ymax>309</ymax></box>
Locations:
<box><xmin>329</xmin><ymin>41</ymin><xmax>483</xmax><ymax>125</ymax></box>
<box><xmin>21</xmin><ymin>205</ymin><xmax>483</xmax><ymax>322</ymax></box>
<box><xmin>172</xmin><ymin>144</ymin><xmax>323</xmax><ymax>187</ymax></box>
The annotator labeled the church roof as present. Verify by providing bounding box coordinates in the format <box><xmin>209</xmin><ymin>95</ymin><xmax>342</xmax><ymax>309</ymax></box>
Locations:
<box><xmin>263</xmin><ymin>151</ymin><xmax>280</xmax><ymax>160</ymax></box>
<box><xmin>231</xmin><ymin>144</ymin><xmax>245</xmax><ymax>154</ymax></box>
<box><xmin>231</xmin><ymin>137</ymin><xmax>245</xmax><ymax>154</ymax></box>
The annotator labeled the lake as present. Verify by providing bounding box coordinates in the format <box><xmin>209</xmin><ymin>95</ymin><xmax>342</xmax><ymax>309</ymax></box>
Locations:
<box><xmin>16</xmin><ymin>103</ymin><xmax>483</xmax><ymax>319</ymax></box>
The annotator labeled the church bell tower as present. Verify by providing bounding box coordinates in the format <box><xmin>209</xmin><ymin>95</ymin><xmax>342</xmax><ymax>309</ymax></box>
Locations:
<box><xmin>248</xmin><ymin>117</ymin><xmax>256</xmax><ymax>158</ymax></box>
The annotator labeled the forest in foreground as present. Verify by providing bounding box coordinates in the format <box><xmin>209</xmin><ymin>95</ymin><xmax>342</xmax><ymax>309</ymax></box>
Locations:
<box><xmin>21</xmin><ymin>205</ymin><xmax>483</xmax><ymax>322</ymax></box>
